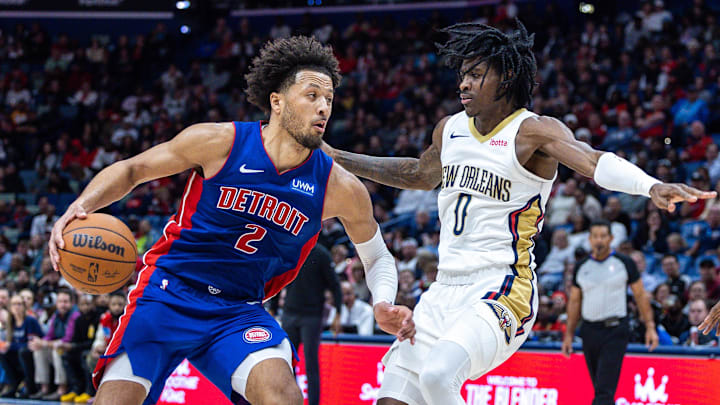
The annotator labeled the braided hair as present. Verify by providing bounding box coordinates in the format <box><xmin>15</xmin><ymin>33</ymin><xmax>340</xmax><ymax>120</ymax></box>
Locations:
<box><xmin>437</xmin><ymin>19</ymin><xmax>537</xmax><ymax>109</ymax></box>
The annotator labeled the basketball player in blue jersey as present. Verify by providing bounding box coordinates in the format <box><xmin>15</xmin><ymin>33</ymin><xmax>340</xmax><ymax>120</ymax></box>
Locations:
<box><xmin>47</xmin><ymin>36</ymin><xmax>415</xmax><ymax>405</ymax></box>
<box><xmin>322</xmin><ymin>21</ymin><xmax>715</xmax><ymax>405</ymax></box>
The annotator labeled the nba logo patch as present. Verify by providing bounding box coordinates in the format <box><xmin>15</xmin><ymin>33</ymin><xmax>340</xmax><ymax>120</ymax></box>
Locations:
<box><xmin>243</xmin><ymin>327</ymin><xmax>272</xmax><ymax>343</ymax></box>
<box><xmin>485</xmin><ymin>302</ymin><xmax>513</xmax><ymax>345</ymax></box>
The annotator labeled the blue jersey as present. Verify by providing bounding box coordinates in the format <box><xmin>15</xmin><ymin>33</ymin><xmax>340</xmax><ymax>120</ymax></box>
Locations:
<box><xmin>142</xmin><ymin>121</ymin><xmax>333</xmax><ymax>302</ymax></box>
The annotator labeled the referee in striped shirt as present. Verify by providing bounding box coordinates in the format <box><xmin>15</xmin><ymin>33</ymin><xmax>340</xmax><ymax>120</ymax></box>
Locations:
<box><xmin>561</xmin><ymin>220</ymin><xmax>658</xmax><ymax>405</ymax></box>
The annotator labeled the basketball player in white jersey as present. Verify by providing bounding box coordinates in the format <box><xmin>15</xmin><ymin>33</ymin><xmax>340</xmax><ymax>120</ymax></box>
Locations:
<box><xmin>322</xmin><ymin>21</ymin><xmax>715</xmax><ymax>405</ymax></box>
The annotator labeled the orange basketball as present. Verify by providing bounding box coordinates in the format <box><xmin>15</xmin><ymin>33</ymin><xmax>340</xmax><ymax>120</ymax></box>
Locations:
<box><xmin>58</xmin><ymin>213</ymin><xmax>137</xmax><ymax>295</ymax></box>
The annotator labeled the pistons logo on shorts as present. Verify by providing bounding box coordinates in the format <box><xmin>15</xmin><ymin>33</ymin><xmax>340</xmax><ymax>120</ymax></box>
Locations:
<box><xmin>485</xmin><ymin>302</ymin><xmax>513</xmax><ymax>345</ymax></box>
<box><xmin>243</xmin><ymin>327</ymin><xmax>272</xmax><ymax>343</ymax></box>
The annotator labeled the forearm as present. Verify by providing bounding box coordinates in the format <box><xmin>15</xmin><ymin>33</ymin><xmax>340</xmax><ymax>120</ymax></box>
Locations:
<box><xmin>637</xmin><ymin>292</ymin><xmax>656</xmax><ymax>328</ymax></box>
<box><xmin>565</xmin><ymin>300</ymin><xmax>581</xmax><ymax>338</ymax></box>
<box><xmin>332</xmin><ymin>149</ymin><xmax>433</xmax><ymax>190</ymax></box>
<box><xmin>75</xmin><ymin>160</ymin><xmax>138</xmax><ymax>213</ymax></box>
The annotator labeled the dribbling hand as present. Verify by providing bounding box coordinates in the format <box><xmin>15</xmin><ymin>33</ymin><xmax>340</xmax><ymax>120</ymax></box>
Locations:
<box><xmin>373</xmin><ymin>302</ymin><xmax>416</xmax><ymax>344</ymax></box>
<box><xmin>48</xmin><ymin>203</ymin><xmax>88</xmax><ymax>272</ymax></box>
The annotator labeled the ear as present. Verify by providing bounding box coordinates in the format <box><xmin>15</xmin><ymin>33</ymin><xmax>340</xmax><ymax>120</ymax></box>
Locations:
<box><xmin>269</xmin><ymin>91</ymin><xmax>283</xmax><ymax>115</ymax></box>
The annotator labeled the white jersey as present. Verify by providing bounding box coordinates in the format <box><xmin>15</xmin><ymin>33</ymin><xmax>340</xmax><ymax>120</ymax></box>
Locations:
<box><xmin>438</xmin><ymin>108</ymin><xmax>555</xmax><ymax>280</ymax></box>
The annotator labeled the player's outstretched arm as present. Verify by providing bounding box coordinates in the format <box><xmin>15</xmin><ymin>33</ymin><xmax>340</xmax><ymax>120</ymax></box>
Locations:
<box><xmin>518</xmin><ymin>116</ymin><xmax>716</xmax><ymax>212</ymax></box>
<box><xmin>321</xmin><ymin>116</ymin><xmax>449</xmax><ymax>190</ymax></box>
<box><xmin>48</xmin><ymin>122</ymin><xmax>235</xmax><ymax>271</ymax></box>
<box><xmin>324</xmin><ymin>164</ymin><xmax>415</xmax><ymax>343</ymax></box>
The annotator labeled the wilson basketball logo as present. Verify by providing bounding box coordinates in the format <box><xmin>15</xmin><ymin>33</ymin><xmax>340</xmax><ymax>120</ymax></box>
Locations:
<box><xmin>72</xmin><ymin>234</ymin><xmax>126</xmax><ymax>257</ymax></box>
<box><xmin>243</xmin><ymin>327</ymin><xmax>272</xmax><ymax>343</ymax></box>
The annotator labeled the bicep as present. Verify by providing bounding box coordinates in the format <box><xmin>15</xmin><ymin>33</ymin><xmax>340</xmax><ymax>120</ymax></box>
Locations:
<box><xmin>527</xmin><ymin>116</ymin><xmax>603</xmax><ymax>178</ymax></box>
<box><xmin>325</xmin><ymin>166</ymin><xmax>379</xmax><ymax>244</ymax></box>
<box><xmin>417</xmin><ymin>116</ymin><xmax>449</xmax><ymax>189</ymax></box>
<box><xmin>123</xmin><ymin>123</ymin><xmax>231</xmax><ymax>185</ymax></box>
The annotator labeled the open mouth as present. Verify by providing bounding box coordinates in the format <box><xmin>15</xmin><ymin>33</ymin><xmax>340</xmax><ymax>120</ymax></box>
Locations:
<box><xmin>460</xmin><ymin>94</ymin><xmax>473</xmax><ymax>105</ymax></box>
<box><xmin>312</xmin><ymin>120</ymin><xmax>326</xmax><ymax>132</ymax></box>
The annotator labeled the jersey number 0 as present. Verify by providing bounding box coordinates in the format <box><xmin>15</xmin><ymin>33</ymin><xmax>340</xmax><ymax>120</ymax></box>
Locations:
<box><xmin>453</xmin><ymin>193</ymin><xmax>472</xmax><ymax>235</ymax></box>
<box><xmin>234</xmin><ymin>224</ymin><xmax>267</xmax><ymax>254</ymax></box>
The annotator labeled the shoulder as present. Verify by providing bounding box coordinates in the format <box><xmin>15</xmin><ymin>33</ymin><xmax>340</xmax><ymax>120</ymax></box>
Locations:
<box><xmin>328</xmin><ymin>163</ymin><xmax>370</xmax><ymax>204</ymax></box>
<box><xmin>614</xmin><ymin>253</ymin><xmax>637</xmax><ymax>269</ymax></box>
<box><xmin>518</xmin><ymin>114</ymin><xmax>567</xmax><ymax>137</ymax></box>
<box><xmin>175</xmin><ymin>122</ymin><xmax>235</xmax><ymax>148</ymax></box>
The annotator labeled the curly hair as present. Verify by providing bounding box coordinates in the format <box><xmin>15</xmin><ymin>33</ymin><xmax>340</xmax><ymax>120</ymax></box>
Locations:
<box><xmin>245</xmin><ymin>36</ymin><xmax>342</xmax><ymax>113</ymax></box>
<box><xmin>437</xmin><ymin>19</ymin><xmax>537</xmax><ymax>109</ymax></box>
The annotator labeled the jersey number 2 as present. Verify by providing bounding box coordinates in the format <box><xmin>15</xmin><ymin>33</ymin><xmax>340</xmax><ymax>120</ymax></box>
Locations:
<box><xmin>453</xmin><ymin>193</ymin><xmax>472</xmax><ymax>235</ymax></box>
<box><xmin>234</xmin><ymin>224</ymin><xmax>267</xmax><ymax>254</ymax></box>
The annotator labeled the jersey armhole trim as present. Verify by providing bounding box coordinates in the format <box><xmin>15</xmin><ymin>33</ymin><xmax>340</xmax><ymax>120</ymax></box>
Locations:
<box><xmin>202</xmin><ymin>121</ymin><xmax>237</xmax><ymax>182</ymax></box>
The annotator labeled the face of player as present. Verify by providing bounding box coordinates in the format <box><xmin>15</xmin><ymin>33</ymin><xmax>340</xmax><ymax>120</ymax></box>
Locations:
<box><xmin>56</xmin><ymin>293</ymin><xmax>72</xmax><ymax>315</ymax></box>
<box><xmin>109</xmin><ymin>296</ymin><xmax>126</xmax><ymax>317</ymax></box>
<box><xmin>278</xmin><ymin>70</ymin><xmax>333</xmax><ymax>150</ymax></box>
<box><xmin>588</xmin><ymin>225</ymin><xmax>613</xmax><ymax>256</ymax></box>
<box><xmin>458</xmin><ymin>59</ymin><xmax>505</xmax><ymax>117</ymax></box>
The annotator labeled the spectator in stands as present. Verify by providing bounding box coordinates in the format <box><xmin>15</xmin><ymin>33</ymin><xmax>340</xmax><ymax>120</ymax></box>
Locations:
<box><xmin>89</xmin><ymin>293</ymin><xmax>125</xmax><ymax>370</ymax></box>
<box><xmin>0</xmin><ymin>295</ymin><xmax>41</xmax><ymax>398</ymax></box>
<box><xmin>328</xmin><ymin>282</ymin><xmax>373</xmax><ymax>336</ymax></box>
<box><xmin>682</xmin><ymin>121</ymin><xmax>713</xmax><ymax>162</ymax></box>
<box><xmin>630</xmin><ymin>250</ymin><xmax>662</xmax><ymax>294</ymax></box>
<box><xmin>59</xmin><ymin>294</ymin><xmax>98</xmax><ymax>403</ymax></box>
<box><xmin>661</xmin><ymin>294</ymin><xmax>690</xmax><ymax>342</ymax></box>
<box><xmin>0</xmin><ymin>242</ymin><xmax>12</xmax><ymax>274</ymax></box>
<box><xmin>634</xmin><ymin>210</ymin><xmax>670</xmax><ymax>253</ymax></box>
<box><xmin>688</xmin><ymin>206</ymin><xmax>720</xmax><ymax>256</ymax></box>
<box><xmin>546</xmin><ymin>178</ymin><xmax>577</xmax><ymax>227</ymax></box>
<box><xmin>573</xmin><ymin>185</ymin><xmax>602</xmax><ymax>222</ymax></box>
<box><xmin>532</xmin><ymin>295</ymin><xmax>564</xmax><ymax>340</ymax></box>
<box><xmin>29</xmin><ymin>288</ymin><xmax>77</xmax><ymax>400</ymax></box>
<box><xmin>661</xmin><ymin>255</ymin><xmax>690</xmax><ymax>298</ymax></box>
<box><xmin>601</xmin><ymin>110</ymin><xmax>636</xmax><ymax>151</ymax></box>
<box><xmin>29</xmin><ymin>204</ymin><xmax>57</xmax><ymax>239</ymax></box>
<box><xmin>684</xmin><ymin>281</ymin><xmax>708</xmax><ymax>314</ymax></box>
<box><xmin>330</xmin><ymin>244</ymin><xmax>348</xmax><ymax>275</ymax></box>
<box><xmin>700</xmin><ymin>259</ymin><xmax>720</xmax><ymax>300</ymax></box>
<box><xmin>538</xmin><ymin>228</ymin><xmax>574</xmax><ymax>291</ymax></box>
<box><xmin>705</xmin><ymin>143</ymin><xmax>720</xmax><ymax>185</ymax></box>
<box><xmin>397</xmin><ymin>238</ymin><xmax>418</xmax><ymax>274</ymax></box>
<box><xmin>680</xmin><ymin>299</ymin><xmax>717</xmax><ymax>346</ymax></box>
<box><xmin>350</xmin><ymin>261</ymin><xmax>371</xmax><ymax>303</ymax></box>
<box><xmin>672</xmin><ymin>85</ymin><xmax>709</xmax><ymax>127</ymax></box>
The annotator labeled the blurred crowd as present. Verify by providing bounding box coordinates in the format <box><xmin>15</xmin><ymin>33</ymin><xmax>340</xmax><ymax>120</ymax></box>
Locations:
<box><xmin>0</xmin><ymin>0</ymin><xmax>719</xmax><ymax>399</ymax></box>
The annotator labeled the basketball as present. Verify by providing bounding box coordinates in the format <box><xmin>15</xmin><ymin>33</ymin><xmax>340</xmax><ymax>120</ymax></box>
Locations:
<box><xmin>58</xmin><ymin>213</ymin><xmax>137</xmax><ymax>295</ymax></box>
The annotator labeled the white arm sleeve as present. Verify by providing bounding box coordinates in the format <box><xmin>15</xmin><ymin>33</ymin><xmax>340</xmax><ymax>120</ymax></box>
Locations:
<box><xmin>593</xmin><ymin>152</ymin><xmax>661</xmax><ymax>198</ymax></box>
<box><xmin>354</xmin><ymin>227</ymin><xmax>397</xmax><ymax>306</ymax></box>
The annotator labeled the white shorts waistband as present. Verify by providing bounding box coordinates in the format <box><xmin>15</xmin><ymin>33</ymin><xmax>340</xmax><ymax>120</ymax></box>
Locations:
<box><xmin>436</xmin><ymin>266</ymin><xmax>513</xmax><ymax>285</ymax></box>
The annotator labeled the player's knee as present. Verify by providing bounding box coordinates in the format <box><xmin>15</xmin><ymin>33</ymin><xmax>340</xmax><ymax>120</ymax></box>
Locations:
<box><xmin>261</xmin><ymin>383</ymin><xmax>303</xmax><ymax>405</ymax></box>
<box><xmin>418</xmin><ymin>366</ymin><xmax>451</xmax><ymax>392</ymax></box>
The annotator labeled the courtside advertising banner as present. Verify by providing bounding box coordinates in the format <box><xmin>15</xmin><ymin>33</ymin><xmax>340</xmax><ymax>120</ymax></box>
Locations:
<box><xmin>156</xmin><ymin>342</ymin><xmax>720</xmax><ymax>405</ymax></box>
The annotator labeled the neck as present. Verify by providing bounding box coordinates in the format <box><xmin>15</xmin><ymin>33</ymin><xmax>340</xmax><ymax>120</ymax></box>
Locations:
<box><xmin>472</xmin><ymin>103</ymin><xmax>517</xmax><ymax>134</ymax></box>
<box><xmin>593</xmin><ymin>248</ymin><xmax>611</xmax><ymax>260</ymax></box>
<box><xmin>263</xmin><ymin>119</ymin><xmax>312</xmax><ymax>173</ymax></box>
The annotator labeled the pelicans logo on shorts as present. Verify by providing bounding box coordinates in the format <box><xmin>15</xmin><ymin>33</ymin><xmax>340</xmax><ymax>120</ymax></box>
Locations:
<box><xmin>486</xmin><ymin>302</ymin><xmax>513</xmax><ymax>345</ymax></box>
<box><xmin>243</xmin><ymin>327</ymin><xmax>272</xmax><ymax>343</ymax></box>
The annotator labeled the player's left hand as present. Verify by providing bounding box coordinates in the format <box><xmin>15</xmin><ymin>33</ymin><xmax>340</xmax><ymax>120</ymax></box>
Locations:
<box><xmin>699</xmin><ymin>300</ymin><xmax>720</xmax><ymax>336</ymax></box>
<box><xmin>649</xmin><ymin>183</ymin><xmax>716</xmax><ymax>213</ymax></box>
<box><xmin>644</xmin><ymin>326</ymin><xmax>659</xmax><ymax>352</ymax></box>
<box><xmin>374</xmin><ymin>302</ymin><xmax>415</xmax><ymax>344</ymax></box>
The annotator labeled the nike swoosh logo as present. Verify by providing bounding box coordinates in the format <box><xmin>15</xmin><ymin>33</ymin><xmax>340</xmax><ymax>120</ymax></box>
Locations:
<box><xmin>449</xmin><ymin>133</ymin><xmax>469</xmax><ymax>139</ymax></box>
<box><xmin>239</xmin><ymin>164</ymin><xmax>263</xmax><ymax>174</ymax></box>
